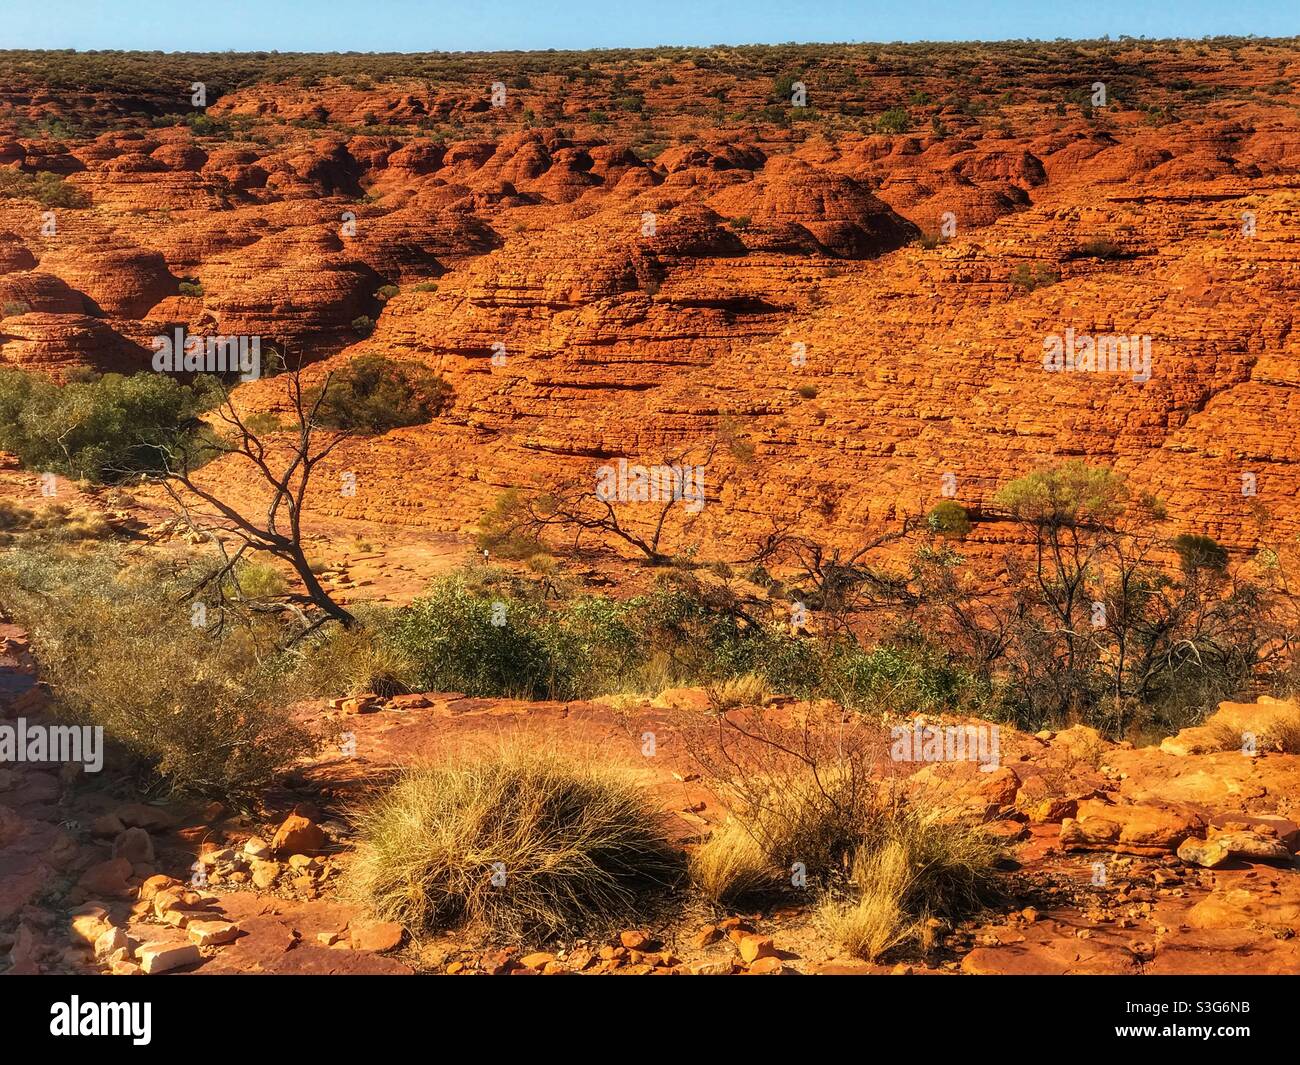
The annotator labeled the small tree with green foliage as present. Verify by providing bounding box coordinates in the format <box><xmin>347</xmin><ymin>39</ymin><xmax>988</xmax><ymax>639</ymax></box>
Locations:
<box><xmin>309</xmin><ymin>355</ymin><xmax>450</xmax><ymax>435</ymax></box>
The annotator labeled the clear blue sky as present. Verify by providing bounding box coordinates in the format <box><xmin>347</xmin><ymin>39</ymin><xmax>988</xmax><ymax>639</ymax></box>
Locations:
<box><xmin>3</xmin><ymin>0</ymin><xmax>1294</xmax><ymax>51</ymax></box>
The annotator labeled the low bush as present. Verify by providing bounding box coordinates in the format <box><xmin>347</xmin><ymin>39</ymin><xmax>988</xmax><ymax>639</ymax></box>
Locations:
<box><xmin>386</xmin><ymin>565</ymin><xmax>985</xmax><ymax>712</ymax></box>
<box><xmin>689</xmin><ymin>819</ymin><xmax>774</xmax><ymax>903</ymax></box>
<box><xmin>289</xmin><ymin>604</ymin><xmax>417</xmax><ymax>699</ymax></box>
<box><xmin>0</xmin><ymin>368</ymin><xmax>213</xmax><ymax>483</ymax></box>
<box><xmin>0</xmin><ymin>546</ymin><xmax>318</xmax><ymax>804</ymax></box>
<box><xmin>821</xmin><ymin>810</ymin><xmax>1002</xmax><ymax>960</ymax></box>
<box><xmin>1009</xmin><ymin>262</ymin><xmax>1060</xmax><ymax>292</ymax></box>
<box><xmin>0</xmin><ymin>501</ymin><xmax>115</xmax><ymax>544</ymax></box>
<box><xmin>393</xmin><ymin>574</ymin><xmax>556</xmax><ymax>698</ymax></box>
<box><xmin>876</xmin><ymin>107</ymin><xmax>912</xmax><ymax>133</ymax></box>
<box><xmin>680</xmin><ymin>699</ymin><xmax>1000</xmax><ymax>951</ymax></box>
<box><xmin>1071</xmin><ymin>238</ymin><xmax>1126</xmax><ymax>261</ymax></box>
<box><xmin>0</xmin><ymin>168</ymin><xmax>89</xmax><ymax>208</ymax></box>
<box><xmin>474</xmin><ymin>488</ymin><xmax>545</xmax><ymax>560</ymax></box>
<box><xmin>926</xmin><ymin>500</ymin><xmax>971</xmax><ymax>540</ymax></box>
<box><xmin>309</xmin><ymin>355</ymin><xmax>450</xmax><ymax>434</ymax></box>
<box><xmin>347</xmin><ymin>744</ymin><xmax>681</xmax><ymax>939</ymax></box>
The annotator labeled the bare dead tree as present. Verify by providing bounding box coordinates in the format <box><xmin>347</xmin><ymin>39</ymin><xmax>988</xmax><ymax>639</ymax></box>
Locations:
<box><xmin>776</xmin><ymin>518</ymin><xmax>922</xmax><ymax>634</ymax></box>
<box><xmin>521</xmin><ymin>442</ymin><xmax>717</xmax><ymax>565</ymax></box>
<box><xmin>147</xmin><ymin>364</ymin><xmax>357</xmax><ymax>637</ymax></box>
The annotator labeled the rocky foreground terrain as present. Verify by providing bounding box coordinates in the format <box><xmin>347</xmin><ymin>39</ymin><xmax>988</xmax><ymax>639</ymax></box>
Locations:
<box><xmin>4</xmin><ymin>601</ymin><xmax>1300</xmax><ymax>977</ymax></box>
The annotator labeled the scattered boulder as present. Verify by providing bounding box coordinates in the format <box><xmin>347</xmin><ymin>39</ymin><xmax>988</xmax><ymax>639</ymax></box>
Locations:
<box><xmin>270</xmin><ymin>814</ymin><xmax>326</xmax><ymax>857</ymax></box>
<box><xmin>187</xmin><ymin>920</ymin><xmax>241</xmax><ymax>947</ymax></box>
<box><xmin>138</xmin><ymin>875</ymin><xmax>181</xmax><ymax>902</ymax></box>
<box><xmin>93</xmin><ymin>926</ymin><xmax>130</xmax><ymax>960</ymax></box>
<box><xmin>243</xmin><ymin>837</ymin><xmax>272</xmax><ymax>859</ymax></box>
<box><xmin>350</xmin><ymin>920</ymin><xmax>404</xmax><ymax>953</ymax></box>
<box><xmin>111</xmin><ymin>826</ymin><xmax>154</xmax><ymax>865</ymax></box>
<box><xmin>90</xmin><ymin>813</ymin><xmax>125</xmax><ymax>839</ymax></box>
<box><xmin>114</xmin><ymin>803</ymin><xmax>177</xmax><ymax>832</ymax></box>
<box><xmin>737</xmin><ymin>934</ymin><xmax>777</xmax><ymax>964</ymax></box>
<box><xmin>1060</xmin><ymin>800</ymin><xmax>1205</xmax><ymax>856</ymax></box>
<box><xmin>137</xmin><ymin>941</ymin><xmax>202</xmax><ymax>974</ymax></box>
<box><xmin>250</xmin><ymin>859</ymin><xmax>281</xmax><ymax>889</ymax></box>
<box><xmin>1176</xmin><ymin>827</ymin><xmax>1293</xmax><ymax>868</ymax></box>
<box><xmin>77</xmin><ymin>857</ymin><xmax>134</xmax><ymax>897</ymax></box>
<box><xmin>69</xmin><ymin>908</ymin><xmax>112</xmax><ymax>947</ymax></box>
<box><xmin>342</xmin><ymin>695</ymin><xmax>380</xmax><ymax>715</ymax></box>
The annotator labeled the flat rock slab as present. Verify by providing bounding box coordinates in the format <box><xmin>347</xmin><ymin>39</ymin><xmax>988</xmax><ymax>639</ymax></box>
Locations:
<box><xmin>1107</xmin><ymin>749</ymin><xmax>1300</xmax><ymax>819</ymax></box>
<box><xmin>960</xmin><ymin>927</ymin><xmax>1143</xmax><ymax>975</ymax></box>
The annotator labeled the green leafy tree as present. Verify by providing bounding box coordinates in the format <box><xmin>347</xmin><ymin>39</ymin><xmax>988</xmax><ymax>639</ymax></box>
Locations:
<box><xmin>309</xmin><ymin>355</ymin><xmax>451</xmax><ymax>435</ymax></box>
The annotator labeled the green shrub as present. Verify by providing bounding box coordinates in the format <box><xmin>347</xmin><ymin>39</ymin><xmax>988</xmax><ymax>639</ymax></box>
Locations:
<box><xmin>394</xmin><ymin>575</ymin><xmax>555</xmax><ymax>698</ymax></box>
<box><xmin>230</xmin><ymin>559</ymin><xmax>287</xmax><ymax>599</ymax></box>
<box><xmin>1172</xmin><ymin>532</ymin><xmax>1229</xmax><ymax>573</ymax></box>
<box><xmin>1072</xmin><ymin>238</ymin><xmax>1126</xmax><ymax>260</ymax></box>
<box><xmin>926</xmin><ymin>500</ymin><xmax>971</xmax><ymax>539</ymax></box>
<box><xmin>309</xmin><ymin>355</ymin><xmax>450</xmax><ymax>435</ymax></box>
<box><xmin>290</xmin><ymin>604</ymin><xmax>416</xmax><ymax>699</ymax></box>
<box><xmin>383</xmin><ymin>564</ymin><xmax>990</xmax><ymax>712</ymax></box>
<box><xmin>0</xmin><ymin>368</ymin><xmax>213</xmax><ymax>483</ymax></box>
<box><xmin>822</xmin><ymin>638</ymin><xmax>987</xmax><ymax>713</ymax></box>
<box><xmin>0</xmin><ymin>546</ymin><xmax>318</xmax><ymax>804</ymax></box>
<box><xmin>1009</xmin><ymin>263</ymin><xmax>1060</xmax><ymax>292</ymax></box>
<box><xmin>0</xmin><ymin>169</ymin><xmax>89</xmax><ymax>208</ymax></box>
<box><xmin>771</xmin><ymin>73</ymin><xmax>803</xmax><ymax>102</ymax></box>
<box><xmin>876</xmin><ymin>107</ymin><xmax>912</xmax><ymax>134</ymax></box>
<box><xmin>474</xmin><ymin>488</ymin><xmax>544</xmax><ymax>560</ymax></box>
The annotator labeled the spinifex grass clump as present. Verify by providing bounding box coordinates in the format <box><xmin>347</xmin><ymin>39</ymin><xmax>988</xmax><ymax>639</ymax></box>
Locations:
<box><xmin>347</xmin><ymin>745</ymin><xmax>683</xmax><ymax>939</ymax></box>
<box><xmin>680</xmin><ymin>701</ymin><xmax>1001</xmax><ymax>958</ymax></box>
<box><xmin>819</xmin><ymin>808</ymin><xmax>1003</xmax><ymax>961</ymax></box>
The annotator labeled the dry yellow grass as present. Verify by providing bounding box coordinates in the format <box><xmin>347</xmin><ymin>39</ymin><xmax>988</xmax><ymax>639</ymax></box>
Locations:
<box><xmin>822</xmin><ymin>810</ymin><xmax>1002</xmax><ymax>961</ymax></box>
<box><xmin>689</xmin><ymin>819</ymin><xmax>777</xmax><ymax>903</ymax></box>
<box><xmin>688</xmin><ymin>769</ymin><xmax>866</xmax><ymax>903</ymax></box>
<box><xmin>347</xmin><ymin>743</ymin><xmax>682</xmax><ymax>939</ymax></box>
<box><xmin>819</xmin><ymin>839</ymin><xmax>912</xmax><ymax>960</ymax></box>
<box><xmin>705</xmin><ymin>672</ymin><xmax>770</xmax><ymax>710</ymax></box>
<box><xmin>1208</xmin><ymin>702</ymin><xmax>1300</xmax><ymax>754</ymax></box>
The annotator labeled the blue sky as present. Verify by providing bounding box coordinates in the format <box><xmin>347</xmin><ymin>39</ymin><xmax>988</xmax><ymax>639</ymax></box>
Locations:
<box><xmin>2</xmin><ymin>0</ymin><xmax>1295</xmax><ymax>51</ymax></box>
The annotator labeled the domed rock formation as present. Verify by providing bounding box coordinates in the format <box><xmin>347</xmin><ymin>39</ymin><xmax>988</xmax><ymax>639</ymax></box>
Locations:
<box><xmin>0</xmin><ymin>232</ymin><xmax>37</xmax><ymax>274</ymax></box>
<box><xmin>0</xmin><ymin>312</ymin><xmax>148</xmax><ymax>377</ymax></box>
<box><xmin>0</xmin><ymin>271</ymin><xmax>86</xmax><ymax>315</ymax></box>
<box><xmin>202</xmin><ymin>226</ymin><xmax>385</xmax><ymax>349</ymax></box>
<box><xmin>37</xmin><ymin>238</ymin><xmax>176</xmax><ymax>318</ymax></box>
<box><xmin>708</xmin><ymin>157</ymin><xmax>920</xmax><ymax>258</ymax></box>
